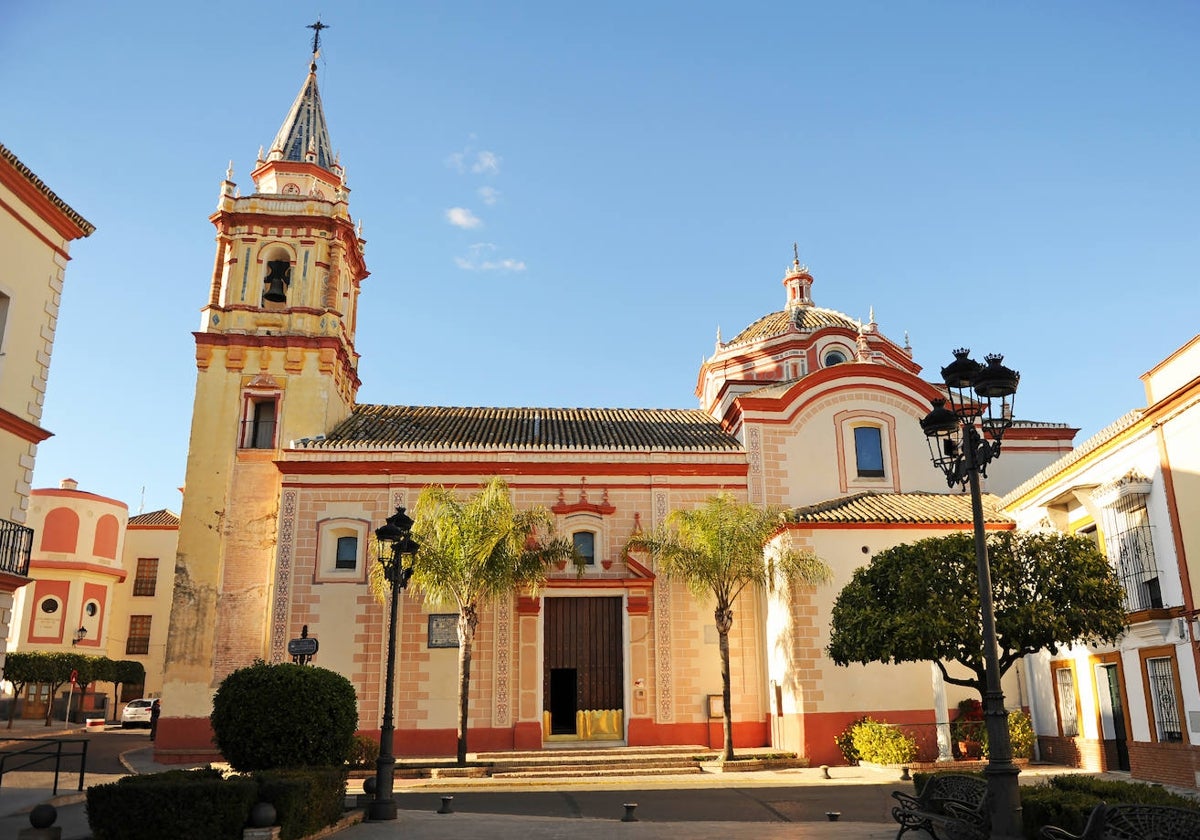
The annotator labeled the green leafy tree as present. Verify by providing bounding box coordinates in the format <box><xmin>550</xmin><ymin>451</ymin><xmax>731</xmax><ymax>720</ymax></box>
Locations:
<box><xmin>625</xmin><ymin>493</ymin><xmax>831</xmax><ymax>762</ymax></box>
<box><xmin>112</xmin><ymin>660</ymin><xmax>146</xmax><ymax>715</ymax></box>
<box><xmin>372</xmin><ymin>477</ymin><xmax>573</xmax><ymax>765</ymax></box>
<box><xmin>827</xmin><ymin>531</ymin><xmax>1127</xmax><ymax>697</ymax></box>
<box><xmin>2</xmin><ymin>652</ymin><xmax>37</xmax><ymax>728</ymax></box>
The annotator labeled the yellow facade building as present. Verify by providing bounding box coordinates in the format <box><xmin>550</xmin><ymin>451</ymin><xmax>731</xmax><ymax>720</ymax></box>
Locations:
<box><xmin>0</xmin><ymin>144</ymin><xmax>93</xmax><ymax>673</ymax></box>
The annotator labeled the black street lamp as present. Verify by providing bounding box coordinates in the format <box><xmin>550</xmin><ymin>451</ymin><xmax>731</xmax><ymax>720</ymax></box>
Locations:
<box><xmin>367</xmin><ymin>505</ymin><xmax>419</xmax><ymax>822</ymax></box>
<box><xmin>920</xmin><ymin>348</ymin><xmax>1023</xmax><ymax>840</ymax></box>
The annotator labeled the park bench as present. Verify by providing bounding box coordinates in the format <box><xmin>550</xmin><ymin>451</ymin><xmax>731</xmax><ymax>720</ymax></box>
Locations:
<box><xmin>891</xmin><ymin>773</ymin><xmax>990</xmax><ymax>840</ymax></box>
<box><xmin>1039</xmin><ymin>802</ymin><xmax>1200</xmax><ymax>839</ymax></box>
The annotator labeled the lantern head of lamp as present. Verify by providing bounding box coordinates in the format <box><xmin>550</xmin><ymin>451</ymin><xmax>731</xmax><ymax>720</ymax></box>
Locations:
<box><xmin>375</xmin><ymin>506</ymin><xmax>418</xmax><ymax>589</ymax></box>
<box><xmin>71</xmin><ymin>626</ymin><xmax>87</xmax><ymax>646</ymax></box>
<box><xmin>921</xmin><ymin>349</ymin><xmax>1020</xmax><ymax>487</ymax></box>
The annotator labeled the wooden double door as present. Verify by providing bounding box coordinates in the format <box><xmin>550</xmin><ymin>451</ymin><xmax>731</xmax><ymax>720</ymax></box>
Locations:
<box><xmin>543</xmin><ymin>596</ymin><xmax>624</xmax><ymax>739</ymax></box>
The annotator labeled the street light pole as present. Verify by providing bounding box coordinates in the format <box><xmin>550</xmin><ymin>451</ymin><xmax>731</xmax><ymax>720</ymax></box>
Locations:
<box><xmin>367</xmin><ymin>506</ymin><xmax>418</xmax><ymax>823</ymax></box>
<box><xmin>921</xmin><ymin>349</ymin><xmax>1022</xmax><ymax>840</ymax></box>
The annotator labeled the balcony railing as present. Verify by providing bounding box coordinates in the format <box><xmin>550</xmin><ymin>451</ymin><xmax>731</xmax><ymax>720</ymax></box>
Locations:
<box><xmin>0</xmin><ymin>519</ymin><xmax>32</xmax><ymax>577</ymax></box>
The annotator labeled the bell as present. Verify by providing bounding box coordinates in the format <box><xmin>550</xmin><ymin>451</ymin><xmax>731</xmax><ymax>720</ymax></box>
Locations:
<box><xmin>263</xmin><ymin>277</ymin><xmax>288</xmax><ymax>303</ymax></box>
<box><xmin>263</xmin><ymin>260</ymin><xmax>291</xmax><ymax>303</ymax></box>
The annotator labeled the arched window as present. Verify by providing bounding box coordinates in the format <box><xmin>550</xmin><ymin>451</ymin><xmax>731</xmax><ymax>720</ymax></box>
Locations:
<box><xmin>41</xmin><ymin>508</ymin><xmax>80</xmax><ymax>553</ymax></box>
<box><xmin>93</xmin><ymin>514</ymin><xmax>119</xmax><ymax>559</ymax></box>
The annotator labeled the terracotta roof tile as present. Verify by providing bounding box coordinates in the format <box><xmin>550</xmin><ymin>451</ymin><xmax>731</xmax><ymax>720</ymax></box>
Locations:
<box><xmin>308</xmin><ymin>405</ymin><xmax>743</xmax><ymax>451</ymax></box>
<box><xmin>726</xmin><ymin>306</ymin><xmax>859</xmax><ymax>346</ymax></box>
<box><xmin>787</xmin><ymin>491</ymin><xmax>1011</xmax><ymax>525</ymax></box>
<box><xmin>128</xmin><ymin>509</ymin><xmax>179</xmax><ymax>527</ymax></box>
<box><xmin>1002</xmin><ymin>409</ymin><xmax>1144</xmax><ymax>505</ymax></box>
<box><xmin>0</xmin><ymin>143</ymin><xmax>95</xmax><ymax>236</ymax></box>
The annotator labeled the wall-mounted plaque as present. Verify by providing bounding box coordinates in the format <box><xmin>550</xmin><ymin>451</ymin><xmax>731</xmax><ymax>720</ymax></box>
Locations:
<box><xmin>427</xmin><ymin>614</ymin><xmax>459</xmax><ymax>648</ymax></box>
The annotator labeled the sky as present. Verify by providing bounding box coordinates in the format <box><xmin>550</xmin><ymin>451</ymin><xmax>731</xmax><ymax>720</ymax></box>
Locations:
<box><xmin>4</xmin><ymin>2</ymin><xmax>1197</xmax><ymax>515</ymax></box>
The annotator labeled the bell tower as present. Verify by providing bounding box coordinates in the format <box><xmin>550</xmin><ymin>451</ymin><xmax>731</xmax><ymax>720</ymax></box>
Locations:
<box><xmin>159</xmin><ymin>24</ymin><xmax>368</xmax><ymax>748</ymax></box>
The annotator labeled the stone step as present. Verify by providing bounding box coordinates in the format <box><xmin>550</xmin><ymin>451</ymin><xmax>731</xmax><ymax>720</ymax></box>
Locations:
<box><xmin>490</xmin><ymin>757</ymin><xmax>702</xmax><ymax>774</ymax></box>
<box><xmin>491</xmin><ymin>765</ymin><xmax>705</xmax><ymax>779</ymax></box>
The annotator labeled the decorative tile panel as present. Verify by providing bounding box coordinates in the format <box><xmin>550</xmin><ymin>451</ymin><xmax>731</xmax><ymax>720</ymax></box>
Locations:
<box><xmin>653</xmin><ymin>489</ymin><xmax>673</xmax><ymax>722</ymax></box>
<box><xmin>270</xmin><ymin>489</ymin><xmax>298</xmax><ymax>663</ymax></box>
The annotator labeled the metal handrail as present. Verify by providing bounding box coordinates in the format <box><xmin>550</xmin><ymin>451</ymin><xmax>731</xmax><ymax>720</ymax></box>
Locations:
<box><xmin>0</xmin><ymin>737</ymin><xmax>88</xmax><ymax>794</ymax></box>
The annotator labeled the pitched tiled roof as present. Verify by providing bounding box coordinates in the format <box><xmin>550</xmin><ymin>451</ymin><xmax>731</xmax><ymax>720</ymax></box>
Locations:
<box><xmin>128</xmin><ymin>509</ymin><xmax>179</xmax><ymax>527</ymax></box>
<box><xmin>787</xmin><ymin>491</ymin><xmax>1011</xmax><ymax>525</ymax></box>
<box><xmin>726</xmin><ymin>306</ymin><xmax>859</xmax><ymax>347</ymax></box>
<box><xmin>0</xmin><ymin>143</ymin><xmax>95</xmax><ymax>236</ymax></box>
<box><xmin>1002</xmin><ymin>409</ymin><xmax>1144</xmax><ymax>505</ymax></box>
<box><xmin>308</xmin><ymin>405</ymin><xmax>743</xmax><ymax>451</ymax></box>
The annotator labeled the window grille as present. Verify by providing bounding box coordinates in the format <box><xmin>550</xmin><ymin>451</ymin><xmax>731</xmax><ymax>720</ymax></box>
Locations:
<box><xmin>1146</xmin><ymin>656</ymin><xmax>1183</xmax><ymax>742</ymax></box>
<box><xmin>1055</xmin><ymin>668</ymin><xmax>1079</xmax><ymax>737</ymax></box>
<box><xmin>133</xmin><ymin>558</ymin><xmax>158</xmax><ymax>596</ymax></box>
<box><xmin>126</xmin><ymin>615</ymin><xmax>152</xmax><ymax>655</ymax></box>
<box><xmin>1101</xmin><ymin>493</ymin><xmax>1161</xmax><ymax>611</ymax></box>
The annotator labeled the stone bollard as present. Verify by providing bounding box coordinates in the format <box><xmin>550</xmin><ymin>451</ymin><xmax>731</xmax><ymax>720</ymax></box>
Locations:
<box><xmin>19</xmin><ymin>803</ymin><xmax>61</xmax><ymax>840</ymax></box>
<box><xmin>622</xmin><ymin>803</ymin><xmax>639</xmax><ymax>822</ymax></box>
<box><xmin>820</xmin><ymin>764</ymin><xmax>831</xmax><ymax>779</ymax></box>
<box><xmin>900</xmin><ymin>766</ymin><xmax>911</xmax><ymax>781</ymax></box>
<box><xmin>438</xmin><ymin>795</ymin><xmax>454</xmax><ymax>814</ymax></box>
<box><xmin>243</xmin><ymin>802</ymin><xmax>280</xmax><ymax>839</ymax></box>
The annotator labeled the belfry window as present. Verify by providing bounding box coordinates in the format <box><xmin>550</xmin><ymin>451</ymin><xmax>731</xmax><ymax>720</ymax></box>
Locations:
<box><xmin>242</xmin><ymin>398</ymin><xmax>278</xmax><ymax>449</ymax></box>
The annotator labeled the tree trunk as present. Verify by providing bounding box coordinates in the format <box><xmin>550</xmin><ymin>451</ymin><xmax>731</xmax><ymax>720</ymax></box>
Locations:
<box><xmin>715</xmin><ymin>604</ymin><xmax>735</xmax><ymax>763</ymax></box>
<box><xmin>456</xmin><ymin>605</ymin><xmax>479</xmax><ymax>766</ymax></box>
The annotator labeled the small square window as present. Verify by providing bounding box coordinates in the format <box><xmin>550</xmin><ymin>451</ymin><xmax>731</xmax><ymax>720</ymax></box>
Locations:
<box><xmin>335</xmin><ymin>536</ymin><xmax>358</xmax><ymax>570</ymax></box>
<box><xmin>573</xmin><ymin>532</ymin><xmax>595</xmax><ymax>565</ymax></box>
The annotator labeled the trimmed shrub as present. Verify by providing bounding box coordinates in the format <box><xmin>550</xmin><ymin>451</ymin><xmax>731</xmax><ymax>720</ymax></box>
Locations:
<box><xmin>980</xmin><ymin>708</ymin><xmax>1035</xmax><ymax>759</ymax></box>
<box><xmin>1048</xmin><ymin>774</ymin><xmax>1200</xmax><ymax>807</ymax></box>
<box><xmin>348</xmin><ymin>733</ymin><xmax>380</xmax><ymax>769</ymax></box>
<box><xmin>211</xmin><ymin>661</ymin><xmax>357</xmax><ymax>771</ymax></box>
<box><xmin>849</xmin><ymin>717</ymin><xmax>917</xmax><ymax>765</ymax></box>
<box><xmin>87</xmin><ymin>769</ymin><xmax>256</xmax><ymax>840</ymax></box>
<box><xmin>255</xmin><ymin>767</ymin><xmax>348</xmax><ymax>840</ymax></box>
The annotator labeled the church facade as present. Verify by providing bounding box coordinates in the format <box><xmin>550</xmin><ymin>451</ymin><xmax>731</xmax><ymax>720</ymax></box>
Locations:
<box><xmin>156</xmin><ymin>49</ymin><xmax>1078</xmax><ymax>766</ymax></box>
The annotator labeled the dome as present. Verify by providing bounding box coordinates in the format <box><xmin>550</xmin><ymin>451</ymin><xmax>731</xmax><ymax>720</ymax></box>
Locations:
<box><xmin>724</xmin><ymin>305</ymin><xmax>859</xmax><ymax>348</ymax></box>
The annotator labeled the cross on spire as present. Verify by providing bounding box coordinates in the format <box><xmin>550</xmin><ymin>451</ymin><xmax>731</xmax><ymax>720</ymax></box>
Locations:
<box><xmin>308</xmin><ymin>19</ymin><xmax>329</xmax><ymax>56</ymax></box>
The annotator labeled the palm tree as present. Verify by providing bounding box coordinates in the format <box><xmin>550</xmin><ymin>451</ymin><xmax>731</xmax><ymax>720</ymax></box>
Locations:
<box><xmin>626</xmin><ymin>493</ymin><xmax>831</xmax><ymax>762</ymax></box>
<box><xmin>392</xmin><ymin>477</ymin><xmax>572</xmax><ymax>765</ymax></box>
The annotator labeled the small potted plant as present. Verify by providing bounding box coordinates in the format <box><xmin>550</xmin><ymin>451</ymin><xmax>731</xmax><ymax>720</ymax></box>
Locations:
<box><xmin>952</xmin><ymin>698</ymin><xmax>984</xmax><ymax>759</ymax></box>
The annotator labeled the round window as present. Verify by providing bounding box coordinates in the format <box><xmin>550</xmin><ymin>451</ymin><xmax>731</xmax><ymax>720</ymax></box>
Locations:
<box><xmin>40</xmin><ymin>599</ymin><xmax>59</xmax><ymax>614</ymax></box>
<box><xmin>86</xmin><ymin>602</ymin><xmax>98</xmax><ymax>617</ymax></box>
<box><xmin>824</xmin><ymin>350</ymin><xmax>847</xmax><ymax>367</ymax></box>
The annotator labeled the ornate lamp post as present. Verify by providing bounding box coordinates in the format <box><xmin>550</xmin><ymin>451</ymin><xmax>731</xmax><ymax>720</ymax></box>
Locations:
<box><xmin>367</xmin><ymin>506</ymin><xmax>419</xmax><ymax>822</ymax></box>
<box><xmin>920</xmin><ymin>348</ymin><xmax>1022</xmax><ymax>840</ymax></box>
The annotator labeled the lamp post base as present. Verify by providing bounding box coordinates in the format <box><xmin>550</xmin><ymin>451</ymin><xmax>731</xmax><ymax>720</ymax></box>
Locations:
<box><xmin>366</xmin><ymin>798</ymin><xmax>397</xmax><ymax>821</ymax></box>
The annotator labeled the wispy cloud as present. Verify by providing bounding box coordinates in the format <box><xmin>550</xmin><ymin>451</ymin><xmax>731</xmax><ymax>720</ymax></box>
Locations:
<box><xmin>446</xmin><ymin>141</ymin><xmax>501</xmax><ymax>176</ymax></box>
<box><xmin>478</xmin><ymin>186</ymin><xmax>500</xmax><ymax>205</ymax></box>
<box><xmin>472</xmin><ymin>151</ymin><xmax>500</xmax><ymax>175</ymax></box>
<box><xmin>445</xmin><ymin>207</ymin><xmax>483</xmax><ymax>229</ymax></box>
<box><xmin>455</xmin><ymin>242</ymin><xmax>526</xmax><ymax>272</ymax></box>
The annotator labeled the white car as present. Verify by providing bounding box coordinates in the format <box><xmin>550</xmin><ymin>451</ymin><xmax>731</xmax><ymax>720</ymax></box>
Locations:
<box><xmin>120</xmin><ymin>699</ymin><xmax>155</xmax><ymax>728</ymax></box>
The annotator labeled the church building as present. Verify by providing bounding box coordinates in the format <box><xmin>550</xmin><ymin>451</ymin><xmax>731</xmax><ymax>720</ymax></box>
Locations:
<box><xmin>156</xmin><ymin>43</ymin><xmax>1077</xmax><ymax>766</ymax></box>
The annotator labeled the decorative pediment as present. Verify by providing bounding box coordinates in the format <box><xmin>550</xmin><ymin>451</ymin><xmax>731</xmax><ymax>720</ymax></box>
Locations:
<box><xmin>1092</xmin><ymin>470</ymin><xmax>1153</xmax><ymax>508</ymax></box>
<box><xmin>246</xmin><ymin>373</ymin><xmax>281</xmax><ymax>390</ymax></box>
<box><xmin>552</xmin><ymin>478</ymin><xmax>615</xmax><ymax>516</ymax></box>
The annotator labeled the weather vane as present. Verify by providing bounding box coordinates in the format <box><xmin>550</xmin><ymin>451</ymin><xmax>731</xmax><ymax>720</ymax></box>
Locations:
<box><xmin>308</xmin><ymin>19</ymin><xmax>329</xmax><ymax>56</ymax></box>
